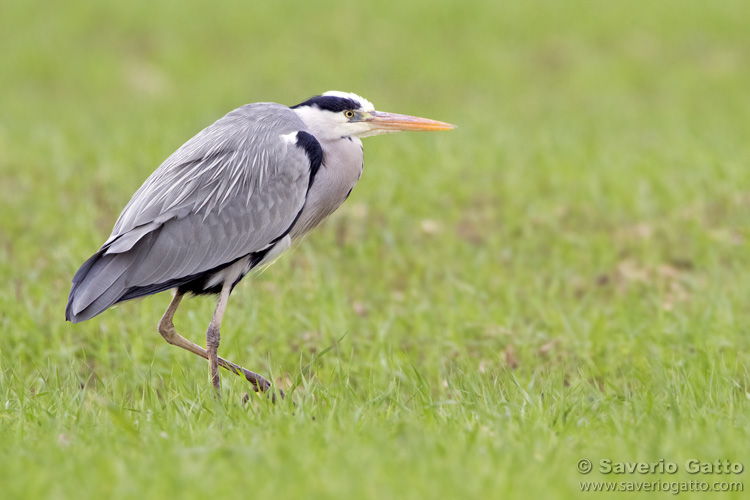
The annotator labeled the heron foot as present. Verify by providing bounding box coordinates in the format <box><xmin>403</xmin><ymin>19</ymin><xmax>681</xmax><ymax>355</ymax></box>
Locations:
<box><xmin>220</xmin><ymin>358</ymin><xmax>284</xmax><ymax>401</ymax></box>
<box><xmin>158</xmin><ymin>290</ymin><xmax>283</xmax><ymax>401</ymax></box>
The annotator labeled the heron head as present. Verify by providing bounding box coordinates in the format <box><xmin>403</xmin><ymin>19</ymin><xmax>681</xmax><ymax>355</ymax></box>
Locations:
<box><xmin>291</xmin><ymin>91</ymin><xmax>455</xmax><ymax>141</ymax></box>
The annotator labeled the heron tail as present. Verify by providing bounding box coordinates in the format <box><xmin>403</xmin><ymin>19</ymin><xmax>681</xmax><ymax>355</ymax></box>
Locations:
<box><xmin>65</xmin><ymin>227</ymin><xmax>162</xmax><ymax>323</ymax></box>
<box><xmin>65</xmin><ymin>250</ymin><xmax>135</xmax><ymax>323</ymax></box>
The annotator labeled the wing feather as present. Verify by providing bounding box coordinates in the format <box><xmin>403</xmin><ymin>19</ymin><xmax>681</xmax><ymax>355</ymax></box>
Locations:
<box><xmin>114</xmin><ymin>103</ymin><xmax>311</xmax><ymax>285</ymax></box>
<box><xmin>67</xmin><ymin>103</ymin><xmax>316</xmax><ymax>322</ymax></box>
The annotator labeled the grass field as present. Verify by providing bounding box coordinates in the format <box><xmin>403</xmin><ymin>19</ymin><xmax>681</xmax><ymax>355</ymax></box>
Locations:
<box><xmin>2</xmin><ymin>0</ymin><xmax>750</xmax><ymax>498</ymax></box>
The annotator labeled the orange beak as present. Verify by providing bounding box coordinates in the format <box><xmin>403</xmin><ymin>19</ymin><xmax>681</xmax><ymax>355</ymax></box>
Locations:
<box><xmin>364</xmin><ymin>111</ymin><xmax>456</xmax><ymax>132</ymax></box>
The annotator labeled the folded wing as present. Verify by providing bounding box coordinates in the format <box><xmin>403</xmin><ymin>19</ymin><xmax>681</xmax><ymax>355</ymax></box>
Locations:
<box><xmin>66</xmin><ymin>103</ymin><xmax>317</xmax><ymax>323</ymax></box>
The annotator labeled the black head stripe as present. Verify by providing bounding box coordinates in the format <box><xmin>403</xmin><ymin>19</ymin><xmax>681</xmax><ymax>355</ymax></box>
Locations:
<box><xmin>291</xmin><ymin>95</ymin><xmax>361</xmax><ymax>112</ymax></box>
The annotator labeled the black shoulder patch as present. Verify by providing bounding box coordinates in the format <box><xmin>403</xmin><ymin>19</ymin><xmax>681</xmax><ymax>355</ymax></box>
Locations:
<box><xmin>295</xmin><ymin>131</ymin><xmax>323</xmax><ymax>192</ymax></box>
<box><xmin>291</xmin><ymin>95</ymin><xmax>361</xmax><ymax>113</ymax></box>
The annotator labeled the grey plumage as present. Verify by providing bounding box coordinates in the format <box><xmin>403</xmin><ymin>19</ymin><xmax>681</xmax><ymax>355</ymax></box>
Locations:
<box><xmin>65</xmin><ymin>91</ymin><xmax>454</xmax><ymax>394</ymax></box>
<box><xmin>67</xmin><ymin>103</ymin><xmax>315</xmax><ymax>322</ymax></box>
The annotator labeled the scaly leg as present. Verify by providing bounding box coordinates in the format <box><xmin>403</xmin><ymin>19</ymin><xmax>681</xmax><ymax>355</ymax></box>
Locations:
<box><xmin>158</xmin><ymin>291</ymin><xmax>281</xmax><ymax>396</ymax></box>
<box><xmin>205</xmin><ymin>284</ymin><xmax>232</xmax><ymax>392</ymax></box>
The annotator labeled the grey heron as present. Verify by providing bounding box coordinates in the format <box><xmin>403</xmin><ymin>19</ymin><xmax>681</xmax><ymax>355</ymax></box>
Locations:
<box><xmin>66</xmin><ymin>91</ymin><xmax>455</xmax><ymax>395</ymax></box>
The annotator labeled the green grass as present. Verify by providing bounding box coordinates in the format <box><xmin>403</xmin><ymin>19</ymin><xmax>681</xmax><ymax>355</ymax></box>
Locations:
<box><xmin>2</xmin><ymin>0</ymin><xmax>750</xmax><ymax>498</ymax></box>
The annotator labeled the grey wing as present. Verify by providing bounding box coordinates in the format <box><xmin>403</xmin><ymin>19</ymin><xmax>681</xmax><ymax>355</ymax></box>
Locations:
<box><xmin>66</xmin><ymin>103</ymin><xmax>315</xmax><ymax>323</ymax></box>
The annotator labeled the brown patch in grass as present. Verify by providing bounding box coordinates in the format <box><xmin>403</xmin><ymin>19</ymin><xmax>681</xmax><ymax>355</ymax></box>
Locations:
<box><xmin>592</xmin><ymin>258</ymin><xmax>697</xmax><ymax>310</ymax></box>
<box><xmin>503</xmin><ymin>344</ymin><xmax>519</xmax><ymax>369</ymax></box>
<box><xmin>351</xmin><ymin>301</ymin><xmax>368</xmax><ymax>318</ymax></box>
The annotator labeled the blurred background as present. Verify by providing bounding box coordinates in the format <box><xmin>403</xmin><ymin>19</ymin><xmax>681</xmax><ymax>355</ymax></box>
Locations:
<box><xmin>2</xmin><ymin>0</ymin><xmax>750</xmax><ymax>403</ymax></box>
<box><xmin>2</xmin><ymin>0</ymin><xmax>748</xmax><ymax>360</ymax></box>
<box><xmin>1</xmin><ymin>0</ymin><xmax>749</xmax><ymax>496</ymax></box>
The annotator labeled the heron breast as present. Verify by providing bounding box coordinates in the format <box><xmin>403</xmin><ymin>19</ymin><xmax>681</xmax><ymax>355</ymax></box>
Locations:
<box><xmin>289</xmin><ymin>137</ymin><xmax>363</xmax><ymax>239</ymax></box>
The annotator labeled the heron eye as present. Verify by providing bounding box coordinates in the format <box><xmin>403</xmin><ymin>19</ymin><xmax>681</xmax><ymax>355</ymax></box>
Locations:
<box><xmin>344</xmin><ymin>110</ymin><xmax>354</xmax><ymax>118</ymax></box>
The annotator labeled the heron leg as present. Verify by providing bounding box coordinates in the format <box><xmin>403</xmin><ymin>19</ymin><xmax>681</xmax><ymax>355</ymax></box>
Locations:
<box><xmin>157</xmin><ymin>290</ymin><xmax>278</xmax><ymax>395</ymax></box>
<box><xmin>205</xmin><ymin>285</ymin><xmax>231</xmax><ymax>392</ymax></box>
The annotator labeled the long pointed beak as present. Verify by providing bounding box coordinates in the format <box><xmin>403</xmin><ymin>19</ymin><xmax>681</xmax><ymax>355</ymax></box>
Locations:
<box><xmin>365</xmin><ymin>111</ymin><xmax>456</xmax><ymax>132</ymax></box>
